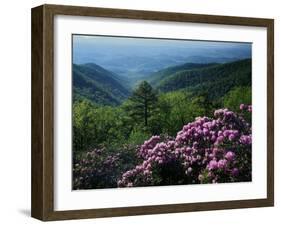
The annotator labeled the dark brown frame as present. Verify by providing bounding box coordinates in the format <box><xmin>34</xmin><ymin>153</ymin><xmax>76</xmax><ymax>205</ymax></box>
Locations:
<box><xmin>31</xmin><ymin>4</ymin><xmax>274</xmax><ymax>221</ymax></box>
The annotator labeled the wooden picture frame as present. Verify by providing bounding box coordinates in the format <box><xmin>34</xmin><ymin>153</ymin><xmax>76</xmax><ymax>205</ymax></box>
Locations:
<box><xmin>31</xmin><ymin>4</ymin><xmax>274</xmax><ymax>221</ymax></box>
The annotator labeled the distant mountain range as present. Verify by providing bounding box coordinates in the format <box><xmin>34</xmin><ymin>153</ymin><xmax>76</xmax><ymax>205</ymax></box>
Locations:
<box><xmin>73</xmin><ymin>59</ymin><xmax>251</xmax><ymax>105</ymax></box>
<box><xmin>73</xmin><ymin>36</ymin><xmax>251</xmax><ymax>81</ymax></box>
<box><xmin>93</xmin><ymin>56</ymin><xmax>241</xmax><ymax>78</ymax></box>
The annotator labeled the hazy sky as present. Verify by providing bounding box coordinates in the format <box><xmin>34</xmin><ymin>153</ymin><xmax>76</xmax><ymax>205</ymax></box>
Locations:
<box><xmin>73</xmin><ymin>35</ymin><xmax>251</xmax><ymax>50</ymax></box>
<box><xmin>72</xmin><ymin>35</ymin><xmax>252</xmax><ymax>73</ymax></box>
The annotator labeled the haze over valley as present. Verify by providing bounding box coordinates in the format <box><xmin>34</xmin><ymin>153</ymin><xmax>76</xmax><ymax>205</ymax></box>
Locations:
<box><xmin>73</xmin><ymin>35</ymin><xmax>251</xmax><ymax>90</ymax></box>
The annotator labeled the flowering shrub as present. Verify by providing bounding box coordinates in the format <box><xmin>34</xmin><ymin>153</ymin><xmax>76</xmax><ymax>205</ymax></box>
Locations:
<box><xmin>73</xmin><ymin>148</ymin><xmax>120</xmax><ymax>189</ymax></box>
<box><xmin>118</xmin><ymin>104</ymin><xmax>252</xmax><ymax>187</ymax></box>
<box><xmin>73</xmin><ymin>144</ymin><xmax>139</xmax><ymax>189</ymax></box>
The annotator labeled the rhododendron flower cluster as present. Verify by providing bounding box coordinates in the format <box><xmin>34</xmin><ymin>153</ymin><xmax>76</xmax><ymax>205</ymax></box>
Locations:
<box><xmin>240</xmin><ymin>103</ymin><xmax>252</xmax><ymax>112</ymax></box>
<box><xmin>73</xmin><ymin>148</ymin><xmax>121</xmax><ymax>189</ymax></box>
<box><xmin>118</xmin><ymin>105</ymin><xmax>252</xmax><ymax>187</ymax></box>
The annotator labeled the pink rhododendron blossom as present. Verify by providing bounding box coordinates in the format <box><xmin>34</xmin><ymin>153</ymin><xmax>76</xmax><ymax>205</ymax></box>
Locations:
<box><xmin>102</xmin><ymin>105</ymin><xmax>251</xmax><ymax>188</ymax></box>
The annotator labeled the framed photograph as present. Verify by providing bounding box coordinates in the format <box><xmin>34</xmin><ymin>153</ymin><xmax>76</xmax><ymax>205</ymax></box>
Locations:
<box><xmin>31</xmin><ymin>4</ymin><xmax>274</xmax><ymax>221</ymax></box>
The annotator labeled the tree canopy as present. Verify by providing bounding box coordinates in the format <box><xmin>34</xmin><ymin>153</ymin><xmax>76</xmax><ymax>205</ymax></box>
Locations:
<box><xmin>127</xmin><ymin>81</ymin><xmax>158</xmax><ymax>127</ymax></box>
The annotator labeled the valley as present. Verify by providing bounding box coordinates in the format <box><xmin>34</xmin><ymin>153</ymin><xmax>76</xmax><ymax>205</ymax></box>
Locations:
<box><xmin>73</xmin><ymin>58</ymin><xmax>251</xmax><ymax>106</ymax></box>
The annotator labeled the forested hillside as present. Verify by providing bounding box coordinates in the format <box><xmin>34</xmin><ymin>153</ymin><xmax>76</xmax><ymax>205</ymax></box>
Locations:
<box><xmin>148</xmin><ymin>62</ymin><xmax>218</xmax><ymax>86</ymax></box>
<box><xmin>155</xmin><ymin>59</ymin><xmax>251</xmax><ymax>100</ymax></box>
<box><xmin>73</xmin><ymin>59</ymin><xmax>251</xmax><ymax>106</ymax></box>
<box><xmin>73</xmin><ymin>63</ymin><xmax>129</xmax><ymax>105</ymax></box>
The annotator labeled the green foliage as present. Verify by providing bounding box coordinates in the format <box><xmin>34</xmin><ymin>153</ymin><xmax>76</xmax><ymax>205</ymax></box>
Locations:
<box><xmin>127</xmin><ymin>81</ymin><xmax>158</xmax><ymax>127</ymax></box>
<box><xmin>155</xmin><ymin>91</ymin><xmax>205</xmax><ymax>134</ymax></box>
<box><xmin>73</xmin><ymin>100</ymin><xmax>97</xmax><ymax>153</ymax></box>
<box><xmin>223</xmin><ymin>86</ymin><xmax>252</xmax><ymax>112</ymax></box>
<box><xmin>127</xmin><ymin>128</ymin><xmax>151</xmax><ymax>146</ymax></box>
<box><xmin>190</xmin><ymin>91</ymin><xmax>219</xmax><ymax>117</ymax></box>
<box><xmin>223</xmin><ymin>86</ymin><xmax>252</xmax><ymax>122</ymax></box>
<box><xmin>73</xmin><ymin>99</ymin><xmax>132</xmax><ymax>154</ymax></box>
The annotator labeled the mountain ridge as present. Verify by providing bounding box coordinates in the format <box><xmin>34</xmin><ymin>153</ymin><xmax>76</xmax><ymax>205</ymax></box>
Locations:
<box><xmin>148</xmin><ymin>62</ymin><xmax>218</xmax><ymax>86</ymax></box>
<box><xmin>73</xmin><ymin>63</ymin><xmax>129</xmax><ymax>105</ymax></box>
<box><xmin>73</xmin><ymin>58</ymin><xmax>251</xmax><ymax>106</ymax></box>
<box><xmin>155</xmin><ymin>58</ymin><xmax>251</xmax><ymax>100</ymax></box>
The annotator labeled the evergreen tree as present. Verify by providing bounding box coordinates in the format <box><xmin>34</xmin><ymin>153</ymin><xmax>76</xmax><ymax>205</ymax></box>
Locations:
<box><xmin>128</xmin><ymin>81</ymin><xmax>157</xmax><ymax>127</ymax></box>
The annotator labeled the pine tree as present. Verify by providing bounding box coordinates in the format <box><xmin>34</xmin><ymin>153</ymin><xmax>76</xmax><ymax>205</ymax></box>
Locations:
<box><xmin>128</xmin><ymin>81</ymin><xmax>157</xmax><ymax>127</ymax></box>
